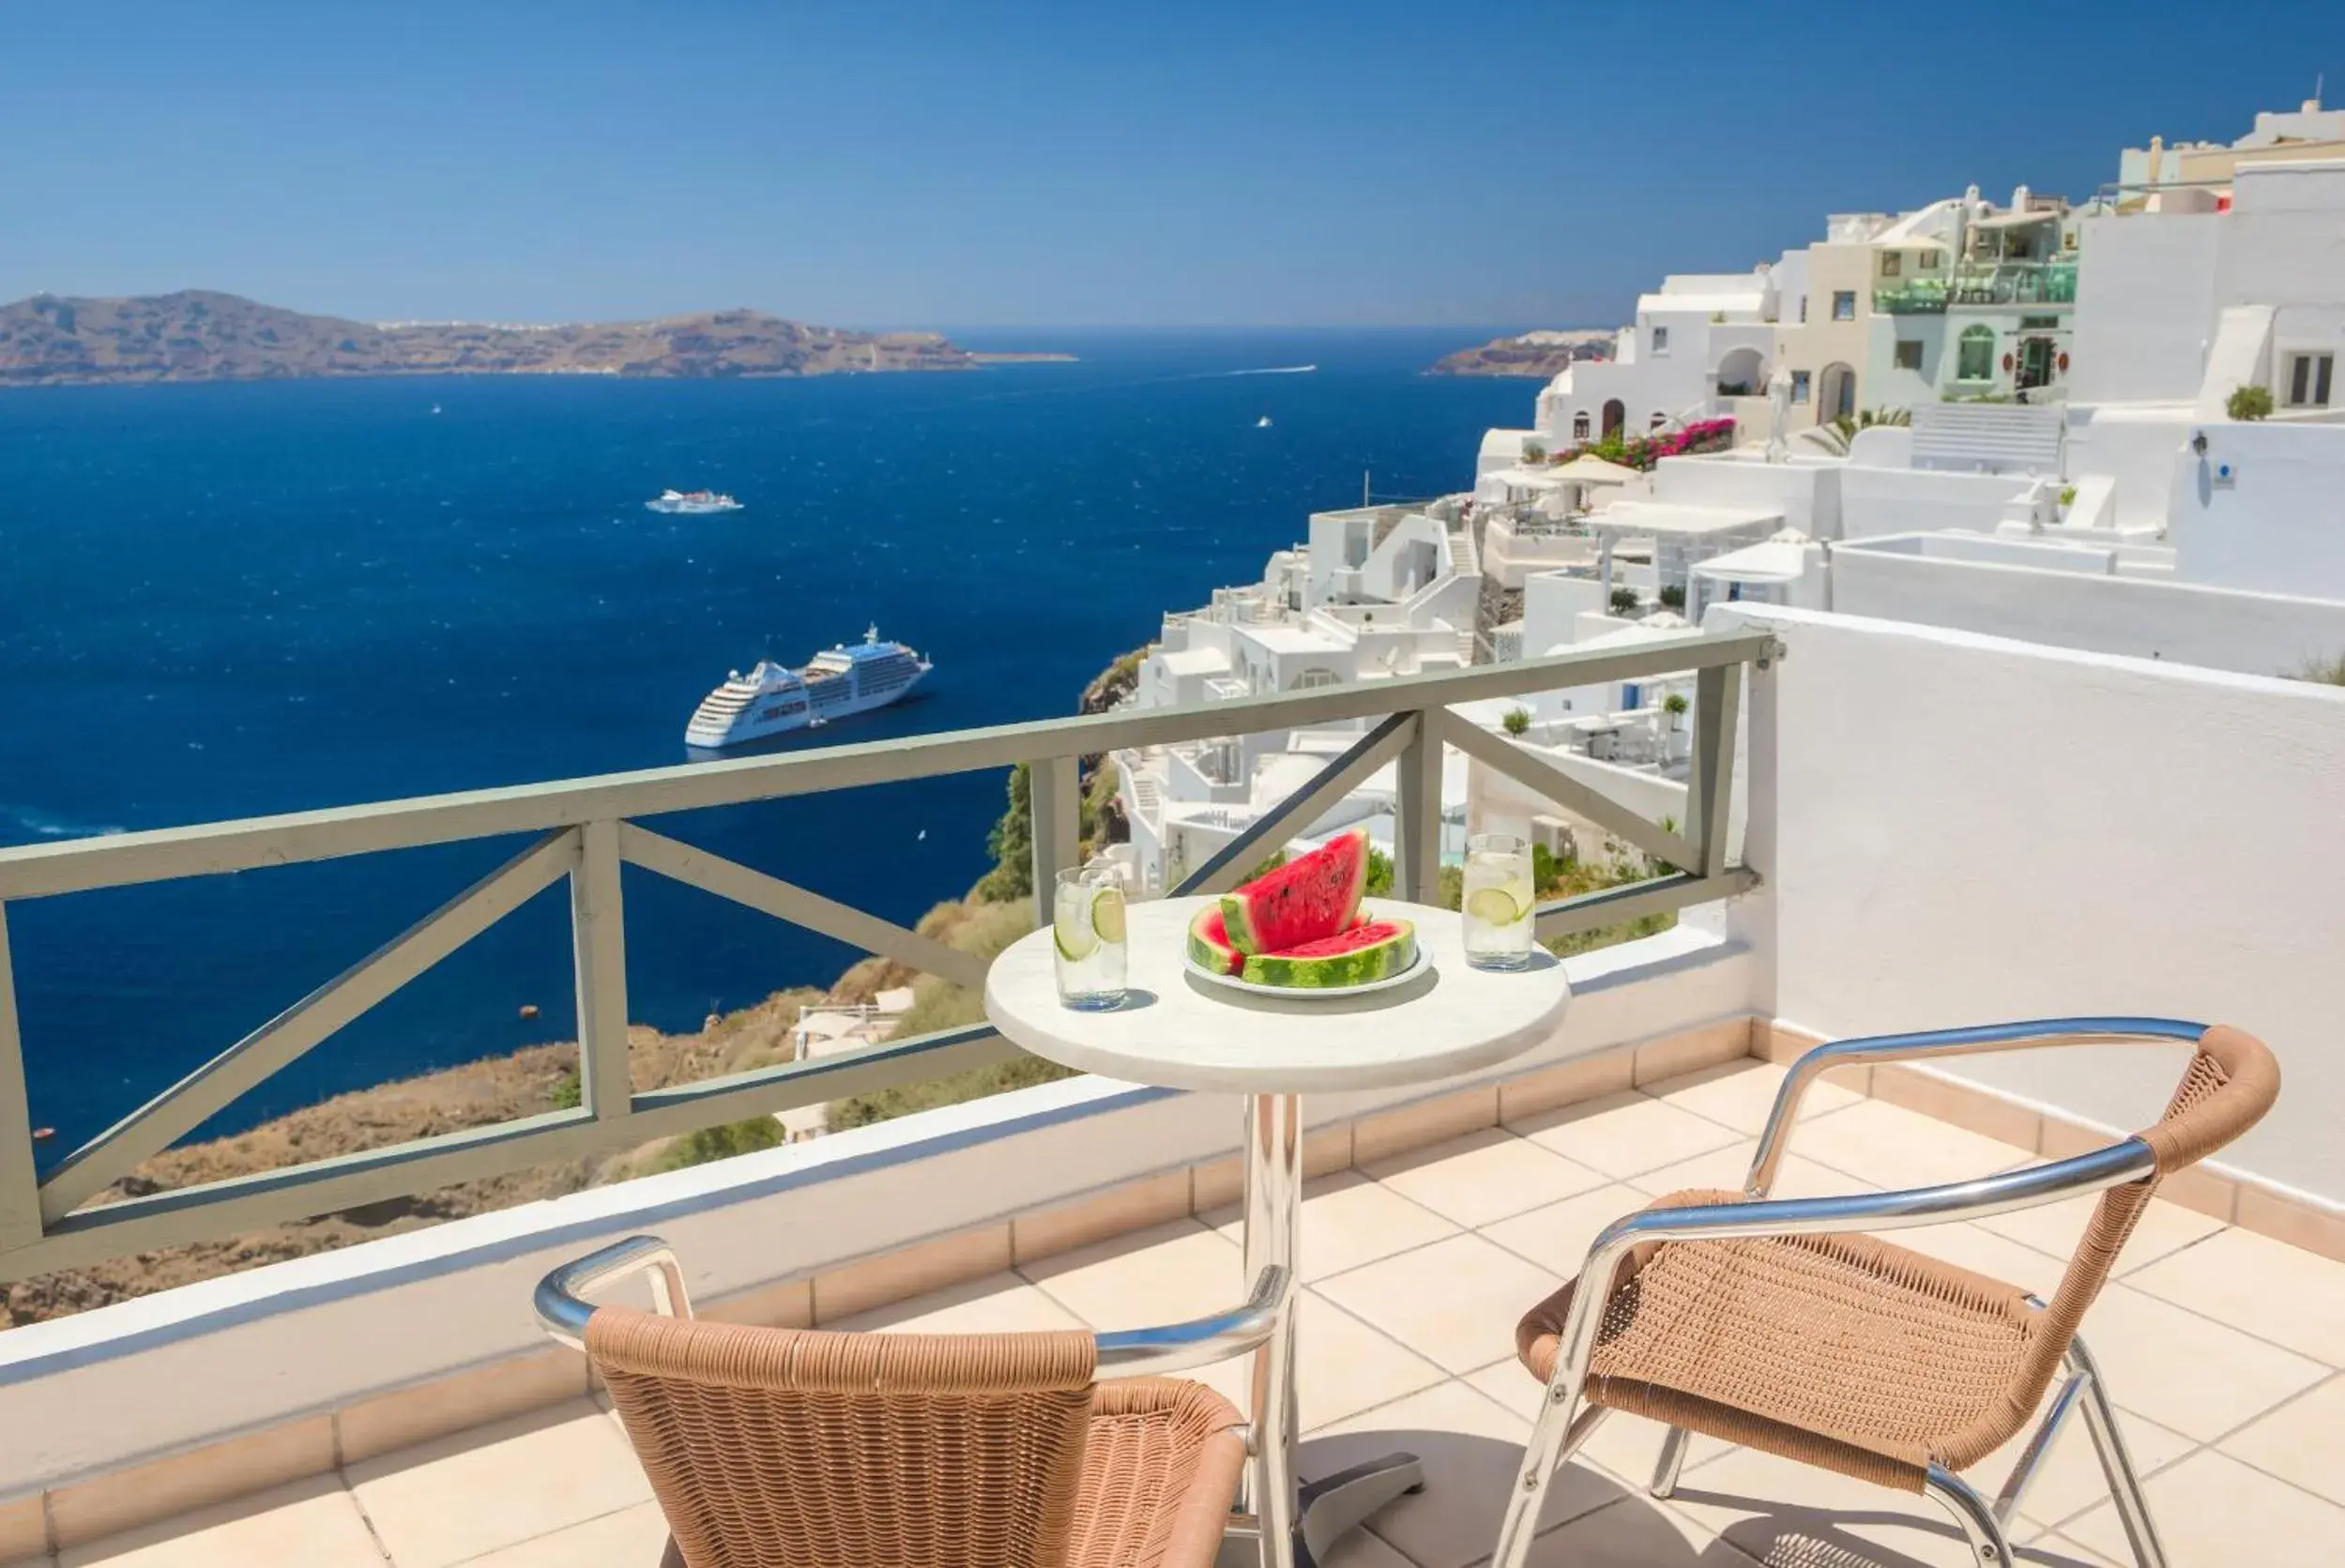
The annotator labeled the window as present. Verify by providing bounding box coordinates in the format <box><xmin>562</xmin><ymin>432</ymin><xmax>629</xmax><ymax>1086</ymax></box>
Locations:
<box><xmin>2020</xmin><ymin>315</ymin><xmax>2059</xmax><ymax>330</ymax></box>
<box><xmin>1894</xmin><ymin>340</ymin><xmax>1924</xmax><ymax>371</ymax></box>
<box><xmin>1652</xmin><ymin>326</ymin><xmax>1670</xmax><ymax>355</ymax></box>
<box><xmin>1881</xmin><ymin>252</ymin><xmax>1903</xmax><ymax>278</ymax></box>
<box><xmin>2287</xmin><ymin>352</ymin><xmax>2336</xmax><ymax>408</ymax></box>
<box><xmin>1799</xmin><ymin>297</ymin><xmax>1809</xmax><ymax>324</ymax></box>
<box><xmin>1957</xmin><ymin>325</ymin><xmax>1997</xmax><ymax>382</ymax></box>
<box><xmin>1832</xmin><ymin>290</ymin><xmax>1856</xmax><ymax>322</ymax></box>
<box><xmin>1572</xmin><ymin>412</ymin><xmax>1591</xmax><ymax>440</ymax></box>
<box><xmin>1790</xmin><ymin>370</ymin><xmax>1811</xmax><ymax>403</ymax></box>
<box><xmin>1919</xmin><ymin>250</ymin><xmax>1940</xmax><ymax>270</ymax></box>
<box><xmin>1650</xmin><ymin>412</ymin><xmax>1668</xmax><ymax>431</ymax></box>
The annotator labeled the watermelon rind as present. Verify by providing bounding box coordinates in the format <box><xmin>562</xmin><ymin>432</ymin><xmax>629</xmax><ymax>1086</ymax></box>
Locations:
<box><xmin>1239</xmin><ymin>919</ymin><xmax>1417</xmax><ymax>989</ymax></box>
<box><xmin>1186</xmin><ymin>906</ymin><xmax>1243</xmax><ymax>976</ymax></box>
<box><xmin>1218</xmin><ymin>828</ymin><xmax>1370</xmax><ymax>954</ymax></box>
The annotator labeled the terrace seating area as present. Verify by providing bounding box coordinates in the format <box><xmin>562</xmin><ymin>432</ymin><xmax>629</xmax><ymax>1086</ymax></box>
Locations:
<box><xmin>18</xmin><ymin>1045</ymin><xmax>2344</xmax><ymax>1568</ymax></box>
<box><xmin>6</xmin><ymin>606</ymin><xmax>2345</xmax><ymax>1568</ymax></box>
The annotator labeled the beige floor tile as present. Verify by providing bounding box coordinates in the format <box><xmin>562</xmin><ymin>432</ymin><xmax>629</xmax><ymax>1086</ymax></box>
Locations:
<box><xmin>3</xmin><ymin>1557</ymin><xmax>54</xmax><ymax>1568</ymax></box>
<box><xmin>1206</xmin><ymin>1171</ymin><xmax>1460</xmax><ymax>1282</ymax></box>
<box><xmin>1638</xmin><ymin>1058</ymin><xmax>1863</xmax><ymax>1138</ymax></box>
<box><xmin>0</xmin><ymin>1495</ymin><xmax>45</xmax><ymax>1563</ymax></box>
<box><xmin>2218</xmin><ymin>1373</ymin><xmax>2345</xmax><ymax>1505</ymax></box>
<box><xmin>1317</xmin><ymin>1232</ymin><xmax>1564</xmax><ymax>1376</ymax></box>
<box><xmin>1306</xmin><ymin>1381</ymin><xmax>1617</xmax><ymax>1568</ymax></box>
<box><xmin>61</xmin><ymin>1476</ymin><xmax>380</xmax><ymax>1568</ymax></box>
<box><xmin>1455</xmin><ymin>1359</ymin><xmax>1739</xmax><ymax>1487</ymax></box>
<box><xmin>1888</xmin><ymin>1221</ymin><xmax>2071</xmax><ymax>1302</ymax></box>
<box><xmin>452</xmin><ymin>1499</ymin><xmax>671</xmax><ymax>1567</ymax></box>
<box><xmin>345</xmin><ymin>1398</ymin><xmax>652</xmax><ymax>1568</ymax></box>
<box><xmin>2124</xmin><ymin>1224</ymin><xmax>2345</xmax><ymax>1366</ymax></box>
<box><xmin>826</xmin><ymin>1269</ymin><xmax>1086</xmax><ymax>1334</ymax></box>
<box><xmin>2063</xmin><ymin>1283</ymin><xmax>2327</xmax><ymax>1441</ymax></box>
<box><xmin>1974</xmin><ymin>1194</ymin><xmax>2222</xmax><ymax>1277</ymax></box>
<box><xmin>1622</xmin><ymin>1144</ymin><xmax>1870</xmax><ymax>1202</ymax></box>
<box><xmin>1519</xmin><ymin>1495</ymin><xmax>1730</xmax><ymax>1566</ymax></box>
<box><xmin>1320</xmin><ymin>1527</ymin><xmax>1415</xmax><ymax>1568</ymax></box>
<box><xmin>1512</xmin><ymin>1092</ymin><xmax>1744</xmax><ymax>1180</ymax></box>
<box><xmin>1479</xmin><ymin>1183</ymin><xmax>1652</xmax><ymax>1279</ymax></box>
<box><xmin>1661</xmin><ymin>1443</ymin><xmax>1985</xmax><ymax>1567</ymax></box>
<box><xmin>1963</xmin><ymin>1394</ymin><xmax>2191</xmax><ymax>1536</ymax></box>
<box><xmin>2021</xmin><ymin>1533</ymin><xmax>2124</xmax><ymax>1566</ymax></box>
<box><xmin>1293</xmin><ymin>1290</ymin><xmax>1450</xmax><ymax>1432</ymax></box>
<box><xmin>1019</xmin><ymin>1217</ymin><xmax>1243</xmax><ymax>1327</ymax></box>
<box><xmin>1788</xmin><ymin>1099</ymin><xmax>2033</xmax><ymax>1190</ymax></box>
<box><xmin>2063</xmin><ymin>1449</ymin><xmax>2345</xmax><ymax>1568</ymax></box>
<box><xmin>1361</xmin><ymin>1128</ymin><xmax>1611</xmax><ymax>1229</ymax></box>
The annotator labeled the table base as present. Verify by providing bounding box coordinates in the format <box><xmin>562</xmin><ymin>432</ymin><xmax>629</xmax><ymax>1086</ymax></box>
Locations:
<box><xmin>1232</xmin><ymin>1093</ymin><xmax>1422</xmax><ymax>1568</ymax></box>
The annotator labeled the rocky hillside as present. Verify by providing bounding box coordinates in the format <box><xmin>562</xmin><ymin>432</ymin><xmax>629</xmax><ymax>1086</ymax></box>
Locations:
<box><xmin>1431</xmin><ymin>327</ymin><xmax>1615</xmax><ymax>378</ymax></box>
<box><xmin>0</xmin><ymin>291</ymin><xmax>984</xmax><ymax>385</ymax></box>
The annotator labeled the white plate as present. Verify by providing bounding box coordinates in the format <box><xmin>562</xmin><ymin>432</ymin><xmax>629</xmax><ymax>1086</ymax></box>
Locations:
<box><xmin>1183</xmin><ymin>944</ymin><xmax>1432</xmax><ymax>1000</ymax></box>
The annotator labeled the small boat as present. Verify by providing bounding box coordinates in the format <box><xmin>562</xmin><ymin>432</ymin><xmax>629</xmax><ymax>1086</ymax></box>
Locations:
<box><xmin>1256</xmin><ymin>416</ymin><xmax>1273</xmax><ymax>428</ymax></box>
<box><xmin>647</xmin><ymin>489</ymin><xmax>744</xmax><ymax>515</ymax></box>
<box><xmin>685</xmin><ymin>626</ymin><xmax>931</xmax><ymax>749</ymax></box>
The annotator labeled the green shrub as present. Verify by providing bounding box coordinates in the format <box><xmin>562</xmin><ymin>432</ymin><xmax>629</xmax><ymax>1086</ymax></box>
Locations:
<box><xmin>1662</xmin><ymin>692</ymin><xmax>1689</xmax><ymax>717</ymax></box>
<box><xmin>1656</xmin><ymin>584</ymin><xmax>1685</xmax><ymax>611</ymax></box>
<box><xmin>656</xmin><ymin>1117</ymin><xmax>785</xmax><ymax>1172</ymax></box>
<box><xmin>551</xmin><ymin>1069</ymin><xmax>581</xmax><ymax>1110</ymax></box>
<box><xmin>2226</xmin><ymin>384</ymin><xmax>2274</xmax><ymax>421</ymax></box>
<box><xmin>1501</xmin><ymin>707</ymin><xmax>1530</xmax><ymax>738</ymax></box>
<box><xmin>1608</xmin><ymin>586</ymin><xmax>1639</xmax><ymax>615</ymax></box>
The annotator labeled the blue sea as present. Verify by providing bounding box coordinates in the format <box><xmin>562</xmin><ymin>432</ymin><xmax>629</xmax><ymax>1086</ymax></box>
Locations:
<box><xmin>0</xmin><ymin>330</ymin><xmax>1527</xmax><ymax>1157</ymax></box>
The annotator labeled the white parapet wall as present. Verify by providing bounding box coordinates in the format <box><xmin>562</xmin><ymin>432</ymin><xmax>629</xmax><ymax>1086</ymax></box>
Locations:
<box><xmin>1720</xmin><ymin>603</ymin><xmax>2345</xmax><ymax>1207</ymax></box>
<box><xmin>1829</xmin><ymin>531</ymin><xmax>2345</xmax><ymax>677</ymax></box>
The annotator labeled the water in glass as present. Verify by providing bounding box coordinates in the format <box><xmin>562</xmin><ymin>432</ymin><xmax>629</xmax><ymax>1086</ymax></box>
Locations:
<box><xmin>1053</xmin><ymin>865</ymin><xmax>1129</xmax><ymax>1010</ymax></box>
<box><xmin>1461</xmin><ymin>833</ymin><xmax>1536</xmax><ymax>970</ymax></box>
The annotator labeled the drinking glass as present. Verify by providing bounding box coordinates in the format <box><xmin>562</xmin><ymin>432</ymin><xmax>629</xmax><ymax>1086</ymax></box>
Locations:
<box><xmin>1460</xmin><ymin>832</ymin><xmax>1537</xmax><ymax>970</ymax></box>
<box><xmin>1053</xmin><ymin>865</ymin><xmax>1129</xmax><ymax>1009</ymax></box>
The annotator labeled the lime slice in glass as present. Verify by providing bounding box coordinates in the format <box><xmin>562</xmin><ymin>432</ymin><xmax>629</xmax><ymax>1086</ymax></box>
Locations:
<box><xmin>1090</xmin><ymin>887</ymin><xmax>1127</xmax><ymax>945</ymax></box>
<box><xmin>1055</xmin><ymin>890</ymin><xmax>1100</xmax><ymax>962</ymax></box>
<box><xmin>1465</xmin><ymin>886</ymin><xmax>1524</xmax><ymax>926</ymax></box>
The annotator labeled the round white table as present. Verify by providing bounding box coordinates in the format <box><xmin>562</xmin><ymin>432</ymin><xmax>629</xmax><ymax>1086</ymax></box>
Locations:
<box><xmin>985</xmin><ymin>896</ymin><xmax>1572</xmax><ymax>1568</ymax></box>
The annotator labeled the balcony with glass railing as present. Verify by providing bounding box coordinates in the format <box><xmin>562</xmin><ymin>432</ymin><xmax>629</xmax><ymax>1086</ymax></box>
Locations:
<box><xmin>3</xmin><ymin>612</ymin><xmax>2342</xmax><ymax>1568</ymax></box>
<box><xmin>1875</xmin><ymin>260</ymin><xmax>2079</xmax><ymax>314</ymax></box>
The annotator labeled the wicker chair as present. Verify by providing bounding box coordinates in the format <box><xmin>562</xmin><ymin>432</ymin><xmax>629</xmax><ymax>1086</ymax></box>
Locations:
<box><xmin>537</xmin><ymin>1238</ymin><xmax>1282</xmax><ymax>1568</ymax></box>
<box><xmin>1491</xmin><ymin>1018</ymin><xmax>2279</xmax><ymax>1568</ymax></box>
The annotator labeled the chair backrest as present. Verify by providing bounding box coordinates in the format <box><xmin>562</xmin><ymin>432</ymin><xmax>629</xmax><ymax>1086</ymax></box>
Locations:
<box><xmin>589</xmin><ymin>1306</ymin><xmax>1099</xmax><ymax>1568</ymax></box>
<box><xmin>2021</xmin><ymin>1024</ymin><xmax>2279</xmax><ymax>1393</ymax></box>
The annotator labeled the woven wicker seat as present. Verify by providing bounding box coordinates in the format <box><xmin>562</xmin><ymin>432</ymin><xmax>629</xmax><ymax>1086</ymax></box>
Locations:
<box><xmin>1518</xmin><ymin>1197</ymin><xmax>2048</xmax><ymax>1489</ymax></box>
<box><xmin>1492</xmin><ymin>1021</ymin><xmax>2280</xmax><ymax>1568</ymax></box>
<box><xmin>586</xmin><ymin>1308</ymin><xmax>1247</xmax><ymax>1568</ymax></box>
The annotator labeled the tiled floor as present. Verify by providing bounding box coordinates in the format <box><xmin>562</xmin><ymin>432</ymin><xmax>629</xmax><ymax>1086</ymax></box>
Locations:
<box><xmin>46</xmin><ymin>1059</ymin><xmax>2345</xmax><ymax>1567</ymax></box>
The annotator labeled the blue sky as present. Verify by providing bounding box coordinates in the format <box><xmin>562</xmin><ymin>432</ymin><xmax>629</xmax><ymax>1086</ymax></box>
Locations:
<box><xmin>7</xmin><ymin>1</ymin><xmax>2344</xmax><ymax>327</ymax></box>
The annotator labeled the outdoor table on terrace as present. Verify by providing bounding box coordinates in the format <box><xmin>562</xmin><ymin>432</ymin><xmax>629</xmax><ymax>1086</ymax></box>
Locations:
<box><xmin>985</xmin><ymin>894</ymin><xmax>1573</xmax><ymax>1568</ymax></box>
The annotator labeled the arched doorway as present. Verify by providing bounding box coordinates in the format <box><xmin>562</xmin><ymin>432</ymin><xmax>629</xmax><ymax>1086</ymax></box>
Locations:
<box><xmin>1714</xmin><ymin>346</ymin><xmax>1764</xmax><ymax>397</ymax></box>
<box><xmin>1818</xmin><ymin>362</ymin><xmax>1857</xmax><ymax>422</ymax></box>
<box><xmin>1601</xmin><ymin>399</ymin><xmax>1625</xmax><ymax>438</ymax></box>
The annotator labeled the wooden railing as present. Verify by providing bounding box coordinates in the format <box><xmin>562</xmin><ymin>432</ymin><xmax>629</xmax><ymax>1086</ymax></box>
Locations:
<box><xmin>0</xmin><ymin>628</ymin><xmax>1774</xmax><ymax>1282</ymax></box>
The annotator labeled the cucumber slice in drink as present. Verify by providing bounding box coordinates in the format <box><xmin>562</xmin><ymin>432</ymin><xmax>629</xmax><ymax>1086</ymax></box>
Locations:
<box><xmin>1464</xmin><ymin>886</ymin><xmax>1524</xmax><ymax>926</ymax></box>
<box><xmin>1090</xmin><ymin>888</ymin><xmax>1127</xmax><ymax>945</ymax></box>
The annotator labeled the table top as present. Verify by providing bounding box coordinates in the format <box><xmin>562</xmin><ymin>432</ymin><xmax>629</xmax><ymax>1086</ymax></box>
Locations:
<box><xmin>983</xmin><ymin>895</ymin><xmax>1572</xmax><ymax>1094</ymax></box>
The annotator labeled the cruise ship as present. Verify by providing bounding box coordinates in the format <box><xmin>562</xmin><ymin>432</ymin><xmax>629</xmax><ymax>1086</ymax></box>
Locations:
<box><xmin>646</xmin><ymin>489</ymin><xmax>744</xmax><ymax>515</ymax></box>
<box><xmin>684</xmin><ymin>627</ymin><xmax>932</xmax><ymax>749</ymax></box>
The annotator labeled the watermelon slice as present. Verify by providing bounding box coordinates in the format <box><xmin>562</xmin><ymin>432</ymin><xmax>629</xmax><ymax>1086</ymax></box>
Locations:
<box><xmin>1186</xmin><ymin>906</ymin><xmax>1243</xmax><ymax>976</ymax></box>
<box><xmin>1219</xmin><ymin>828</ymin><xmax>1370</xmax><ymax>954</ymax></box>
<box><xmin>1240</xmin><ymin>919</ymin><xmax>1417</xmax><ymax>989</ymax></box>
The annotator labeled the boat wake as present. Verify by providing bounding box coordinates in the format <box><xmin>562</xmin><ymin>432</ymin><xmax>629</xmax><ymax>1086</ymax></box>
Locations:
<box><xmin>1212</xmin><ymin>364</ymin><xmax>1317</xmax><ymax>376</ymax></box>
<box><xmin>3</xmin><ymin>805</ymin><xmax>127</xmax><ymax>841</ymax></box>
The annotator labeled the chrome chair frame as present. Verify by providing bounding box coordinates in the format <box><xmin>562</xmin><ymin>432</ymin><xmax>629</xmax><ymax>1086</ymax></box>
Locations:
<box><xmin>1491</xmin><ymin>1017</ymin><xmax>2200</xmax><ymax>1568</ymax></box>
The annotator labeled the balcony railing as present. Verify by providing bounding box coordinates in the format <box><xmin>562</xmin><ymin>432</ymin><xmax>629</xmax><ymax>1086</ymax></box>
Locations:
<box><xmin>1874</xmin><ymin>261</ymin><xmax>2079</xmax><ymax>314</ymax></box>
<box><xmin>0</xmin><ymin>629</ymin><xmax>1771</xmax><ymax>1285</ymax></box>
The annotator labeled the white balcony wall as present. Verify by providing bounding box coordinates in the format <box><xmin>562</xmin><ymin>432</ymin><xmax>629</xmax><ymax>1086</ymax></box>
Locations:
<box><xmin>1725</xmin><ymin>604</ymin><xmax>2345</xmax><ymax>1205</ymax></box>
<box><xmin>2168</xmin><ymin>420</ymin><xmax>2345</xmax><ymax>597</ymax></box>
<box><xmin>1830</xmin><ymin>533</ymin><xmax>2345</xmax><ymax>676</ymax></box>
